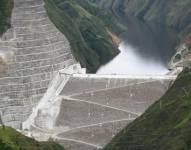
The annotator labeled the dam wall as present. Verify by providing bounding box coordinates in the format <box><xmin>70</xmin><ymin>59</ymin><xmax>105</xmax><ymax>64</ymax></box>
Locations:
<box><xmin>27</xmin><ymin>74</ymin><xmax>176</xmax><ymax>150</ymax></box>
<box><xmin>0</xmin><ymin>0</ymin><xmax>76</xmax><ymax>129</ymax></box>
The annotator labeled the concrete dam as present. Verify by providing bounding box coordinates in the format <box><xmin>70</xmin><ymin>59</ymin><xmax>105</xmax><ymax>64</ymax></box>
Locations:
<box><xmin>23</xmin><ymin>73</ymin><xmax>176</xmax><ymax>150</ymax></box>
<box><xmin>0</xmin><ymin>0</ymin><xmax>77</xmax><ymax>128</ymax></box>
<box><xmin>0</xmin><ymin>0</ymin><xmax>177</xmax><ymax>150</ymax></box>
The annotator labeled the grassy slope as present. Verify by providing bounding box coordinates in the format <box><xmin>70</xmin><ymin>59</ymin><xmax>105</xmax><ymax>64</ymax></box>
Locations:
<box><xmin>124</xmin><ymin>0</ymin><xmax>191</xmax><ymax>38</ymax></box>
<box><xmin>95</xmin><ymin>0</ymin><xmax>191</xmax><ymax>39</ymax></box>
<box><xmin>44</xmin><ymin>0</ymin><xmax>127</xmax><ymax>72</ymax></box>
<box><xmin>146</xmin><ymin>0</ymin><xmax>191</xmax><ymax>38</ymax></box>
<box><xmin>0</xmin><ymin>126</ymin><xmax>65</xmax><ymax>150</ymax></box>
<box><xmin>0</xmin><ymin>0</ymin><xmax>13</xmax><ymax>36</ymax></box>
<box><xmin>103</xmin><ymin>68</ymin><xmax>191</xmax><ymax>150</ymax></box>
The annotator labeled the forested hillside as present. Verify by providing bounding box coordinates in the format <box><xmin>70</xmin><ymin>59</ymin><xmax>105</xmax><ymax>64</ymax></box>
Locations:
<box><xmin>95</xmin><ymin>0</ymin><xmax>191</xmax><ymax>40</ymax></box>
<box><xmin>44</xmin><ymin>0</ymin><xmax>127</xmax><ymax>72</ymax></box>
<box><xmin>0</xmin><ymin>0</ymin><xmax>13</xmax><ymax>36</ymax></box>
<box><xmin>93</xmin><ymin>0</ymin><xmax>191</xmax><ymax>63</ymax></box>
<box><xmin>0</xmin><ymin>126</ymin><xmax>65</xmax><ymax>150</ymax></box>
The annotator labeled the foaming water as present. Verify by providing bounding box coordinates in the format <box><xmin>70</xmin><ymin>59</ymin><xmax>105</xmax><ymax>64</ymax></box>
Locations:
<box><xmin>97</xmin><ymin>43</ymin><xmax>169</xmax><ymax>75</ymax></box>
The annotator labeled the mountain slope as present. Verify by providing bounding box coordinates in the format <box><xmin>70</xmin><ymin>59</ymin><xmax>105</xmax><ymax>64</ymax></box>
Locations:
<box><xmin>95</xmin><ymin>0</ymin><xmax>191</xmax><ymax>39</ymax></box>
<box><xmin>44</xmin><ymin>0</ymin><xmax>127</xmax><ymax>72</ymax></box>
<box><xmin>0</xmin><ymin>126</ymin><xmax>65</xmax><ymax>150</ymax></box>
<box><xmin>103</xmin><ymin>68</ymin><xmax>191</xmax><ymax>150</ymax></box>
<box><xmin>93</xmin><ymin>0</ymin><xmax>191</xmax><ymax>64</ymax></box>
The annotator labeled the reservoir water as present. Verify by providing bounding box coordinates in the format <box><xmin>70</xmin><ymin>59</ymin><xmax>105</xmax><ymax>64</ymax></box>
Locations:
<box><xmin>97</xmin><ymin>42</ymin><xmax>169</xmax><ymax>75</ymax></box>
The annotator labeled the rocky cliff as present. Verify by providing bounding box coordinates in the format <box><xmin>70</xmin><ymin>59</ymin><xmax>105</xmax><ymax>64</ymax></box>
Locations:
<box><xmin>169</xmin><ymin>36</ymin><xmax>191</xmax><ymax>69</ymax></box>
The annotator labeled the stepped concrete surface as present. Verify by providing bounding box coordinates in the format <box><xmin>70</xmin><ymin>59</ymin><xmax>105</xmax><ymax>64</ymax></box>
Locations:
<box><xmin>0</xmin><ymin>0</ymin><xmax>76</xmax><ymax>129</ymax></box>
<box><xmin>26</xmin><ymin>74</ymin><xmax>176</xmax><ymax>150</ymax></box>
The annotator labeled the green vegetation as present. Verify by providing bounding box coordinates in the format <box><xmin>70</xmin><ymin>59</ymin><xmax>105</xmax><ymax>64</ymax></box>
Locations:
<box><xmin>0</xmin><ymin>0</ymin><xmax>13</xmax><ymax>36</ymax></box>
<box><xmin>0</xmin><ymin>126</ymin><xmax>65</xmax><ymax>150</ymax></box>
<box><xmin>103</xmin><ymin>68</ymin><xmax>191</xmax><ymax>150</ymax></box>
<box><xmin>44</xmin><ymin>0</ymin><xmax>127</xmax><ymax>72</ymax></box>
<box><xmin>126</xmin><ymin>0</ymin><xmax>191</xmax><ymax>38</ymax></box>
<box><xmin>150</xmin><ymin>0</ymin><xmax>191</xmax><ymax>38</ymax></box>
<box><xmin>166</xmin><ymin>0</ymin><xmax>191</xmax><ymax>37</ymax></box>
<box><xmin>95</xmin><ymin>0</ymin><xmax>191</xmax><ymax>40</ymax></box>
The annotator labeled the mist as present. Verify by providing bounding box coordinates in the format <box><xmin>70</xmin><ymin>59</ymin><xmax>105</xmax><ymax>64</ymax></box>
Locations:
<box><xmin>97</xmin><ymin>42</ymin><xmax>169</xmax><ymax>75</ymax></box>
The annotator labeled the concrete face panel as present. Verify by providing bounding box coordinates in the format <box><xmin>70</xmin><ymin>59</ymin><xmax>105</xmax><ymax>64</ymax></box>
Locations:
<box><xmin>27</xmin><ymin>75</ymin><xmax>175</xmax><ymax>150</ymax></box>
<box><xmin>53</xmin><ymin>76</ymin><xmax>174</xmax><ymax>149</ymax></box>
<box><xmin>0</xmin><ymin>0</ymin><xmax>76</xmax><ymax>128</ymax></box>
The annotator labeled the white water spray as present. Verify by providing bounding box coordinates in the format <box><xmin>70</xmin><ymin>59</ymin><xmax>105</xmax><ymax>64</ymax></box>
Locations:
<box><xmin>97</xmin><ymin>42</ymin><xmax>169</xmax><ymax>75</ymax></box>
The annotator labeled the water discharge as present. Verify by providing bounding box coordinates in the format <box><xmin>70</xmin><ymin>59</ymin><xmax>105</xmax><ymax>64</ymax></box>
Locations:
<box><xmin>97</xmin><ymin>42</ymin><xmax>169</xmax><ymax>75</ymax></box>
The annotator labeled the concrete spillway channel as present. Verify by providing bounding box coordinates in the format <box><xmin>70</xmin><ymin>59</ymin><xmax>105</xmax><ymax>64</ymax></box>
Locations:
<box><xmin>25</xmin><ymin>74</ymin><xmax>176</xmax><ymax>150</ymax></box>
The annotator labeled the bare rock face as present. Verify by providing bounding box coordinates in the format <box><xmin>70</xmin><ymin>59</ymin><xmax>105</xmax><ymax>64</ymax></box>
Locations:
<box><xmin>169</xmin><ymin>36</ymin><xmax>191</xmax><ymax>72</ymax></box>
<box><xmin>0</xmin><ymin>0</ymin><xmax>76</xmax><ymax>129</ymax></box>
<box><xmin>169</xmin><ymin>44</ymin><xmax>191</xmax><ymax>70</ymax></box>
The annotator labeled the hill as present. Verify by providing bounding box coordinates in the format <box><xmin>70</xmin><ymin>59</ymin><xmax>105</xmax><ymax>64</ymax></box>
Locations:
<box><xmin>93</xmin><ymin>0</ymin><xmax>191</xmax><ymax>63</ymax></box>
<box><xmin>44</xmin><ymin>0</ymin><xmax>127</xmax><ymax>72</ymax></box>
<box><xmin>0</xmin><ymin>126</ymin><xmax>65</xmax><ymax>150</ymax></box>
<box><xmin>0</xmin><ymin>0</ymin><xmax>13</xmax><ymax>36</ymax></box>
<box><xmin>103</xmin><ymin>68</ymin><xmax>191</xmax><ymax>150</ymax></box>
<box><xmin>95</xmin><ymin>0</ymin><xmax>191</xmax><ymax>39</ymax></box>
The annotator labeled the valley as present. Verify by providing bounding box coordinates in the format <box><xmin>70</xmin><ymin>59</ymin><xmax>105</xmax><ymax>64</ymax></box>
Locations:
<box><xmin>0</xmin><ymin>0</ymin><xmax>191</xmax><ymax>150</ymax></box>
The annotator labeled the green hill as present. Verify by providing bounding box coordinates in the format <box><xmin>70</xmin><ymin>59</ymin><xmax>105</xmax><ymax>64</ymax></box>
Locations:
<box><xmin>103</xmin><ymin>68</ymin><xmax>191</xmax><ymax>150</ymax></box>
<box><xmin>44</xmin><ymin>0</ymin><xmax>127</xmax><ymax>72</ymax></box>
<box><xmin>95</xmin><ymin>0</ymin><xmax>191</xmax><ymax>39</ymax></box>
<box><xmin>0</xmin><ymin>126</ymin><xmax>65</xmax><ymax>150</ymax></box>
<box><xmin>129</xmin><ymin>0</ymin><xmax>191</xmax><ymax>38</ymax></box>
<box><xmin>0</xmin><ymin>0</ymin><xmax>13</xmax><ymax>36</ymax></box>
